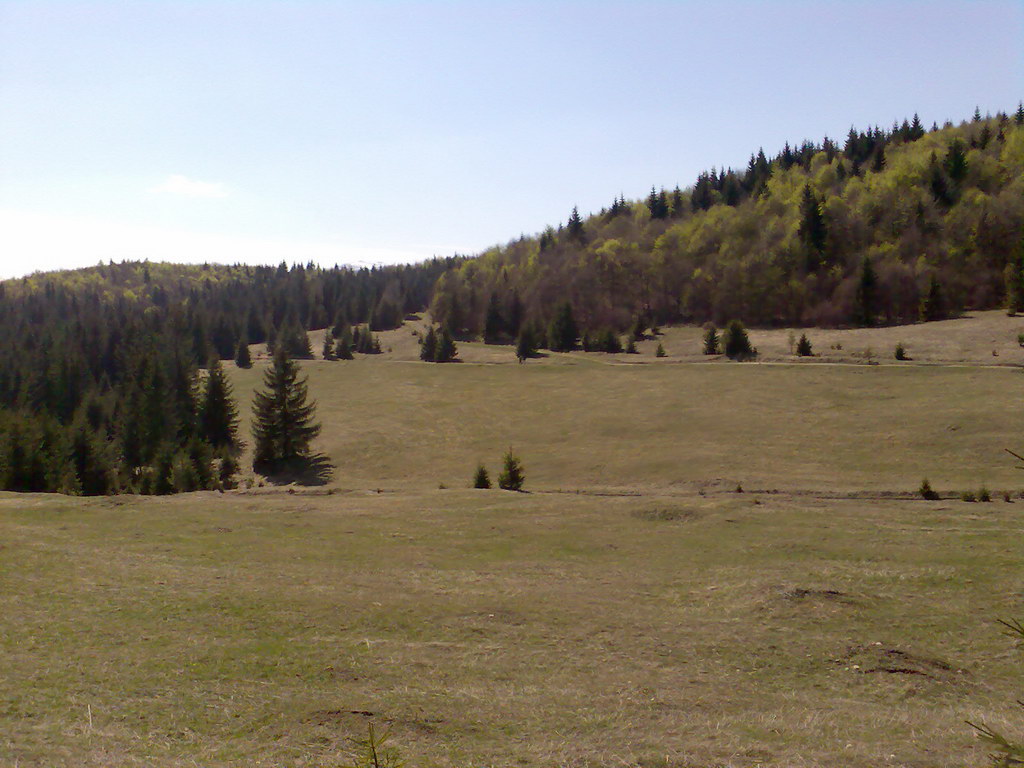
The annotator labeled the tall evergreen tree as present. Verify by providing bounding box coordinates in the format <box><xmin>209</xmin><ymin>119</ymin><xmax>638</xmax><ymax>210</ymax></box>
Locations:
<box><xmin>420</xmin><ymin>326</ymin><xmax>438</xmax><ymax>362</ymax></box>
<box><xmin>854</xmin><ymin>255</ymin><xmax>877</xmax><ymax>326</ymax></box>
<box><xmin>251</xmin><ymin>347</ymin><xmax>321</xmax><ymax>471</ymax></box>
<box><xmin>567</xmin><ymin>206</ymin><xmax>586</xmax><ymax>243</ymax></box>
<box><xmin>547</xmin><ymin>302</ymin><xmax>579</xmax><ymax>352</ymax></box>
<box><xmin>234</xmin><ymin>335</ymin><xmax>252</xmax><ymax>369</ymax></box>
<box><xmin>483</xmin><ymin>293</ymin><xmax>506</xmax><ymax>344</ymax></box>
<box><xmin>435</xmin><ymin>328</ymin><xmax>458</xmax><ymax>362</ymax></box>
<box><xmin>199</xmin><ymin>358</ymin><xmax>239</xmax><ymax>450</ymax></box>
<box><xmin>797</xmin><ymin>184</ymin><xmax>828</xmax><ymax>270</ymax></box>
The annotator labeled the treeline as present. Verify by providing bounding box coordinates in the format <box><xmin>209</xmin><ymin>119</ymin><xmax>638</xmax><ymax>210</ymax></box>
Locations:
<box><xmin>431</xmin><ymin>106</ymin><xmax>1024</xmax><ymax>338</ymax></box>
<box><xmin>0</xmin><ymin>258</ymin><xmax>459</xmax><ymax>494</ymax></box>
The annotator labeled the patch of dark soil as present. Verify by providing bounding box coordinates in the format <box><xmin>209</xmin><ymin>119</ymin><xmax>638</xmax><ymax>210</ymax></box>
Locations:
<box><xmin>838</xmin><ymin>643</ymin><xmax>967</xmax><ymax>681</ymax></box>
<box><xmin>305</xmin><ymin>709</ymin><xmax>375</xmax><ymax>725</ymax></box>
<box><xmin>783</xmin><ymin>587</ymin><xmax>856</xmax><ymax>603</ymax></box>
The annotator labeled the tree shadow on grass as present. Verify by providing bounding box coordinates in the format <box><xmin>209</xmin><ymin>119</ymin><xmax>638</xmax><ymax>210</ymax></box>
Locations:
<box><xmin>257</xmin><ymin>453</ymin><xmax>335</xmax><ymax>486</ymax></box>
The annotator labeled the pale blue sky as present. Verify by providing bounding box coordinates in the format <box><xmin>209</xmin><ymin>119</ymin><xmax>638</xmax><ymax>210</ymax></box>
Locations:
<box><xmin>1</xmin><ymin>1</ymin><xmax>1021</xmax><ymax>278</ymax></box>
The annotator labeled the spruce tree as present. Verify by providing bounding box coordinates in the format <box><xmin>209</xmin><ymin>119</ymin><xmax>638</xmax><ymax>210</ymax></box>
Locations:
<box><xmin>795</xmin><ymin>333</ymin><xmax>813</xmax><ymax>356</ymax></box>
<box><xmin>497</xmin><ymin>448</ymin><xmax>525</xmax><ymax>491</ymax></box>
<box><xmin>483</xmin><ymin>293</ymin><xmax>505</xmax><ymax>344</ymax></box>
<box><xmin>515</xmin><ymin>327</ymin><xmax>536</xmax><ymax>363</ymax></box>
<box><xmin>723</xmin><ymin>320</ymin><xmax>754</xmax><ymax>360</ymax></box>
<box><xmin>548</xmin><ymin>302</ymin><xmax>579</xmax><ymax>352</ymax></box>
<box><xmin>1004</xmin><ymin>238</ymin><xmax>1024</xmax><ymax>315</ymax></box>
<box><xmin>251</xmin><ymin>347</ymin><xmax>322</xmax><ymax>472</ymax></box>
<box><xmin>702</xmin><ymin>324</ymin><xmax>720</xmax><ymax>355</ymax></box>
<box><xmin>567</xmin><ymin>206</ymin><xmax>585</xmax><ymax>243</ymax></box>
<box><xmin>854</xmin><ymin>255</ymin><xmax>877</xmax><ymax>326</ymax></box>
<box><xmin>420</xmin><ymin>326</ymin><xmax>438</xmax><ymax>362</ymax></box>
<box><xmin>472</xmin><ymin>463</ymin><xmax>491</xmax><ymax>489</ymax></box>
<box><xmin>797</xmin><ymin>184</ymin><xmax>827</xmax><ymax>270</ymax></box>
<box><xmin>234</xmin><ymin>335</ymin><xmax>252</xmax><ymax>369</ymax></box>
<box><xmin>321</xmin><ymin>334</ymin><xmax>335</xmax><ymax>360</ymax></box>
<box><xmin>199</xmin><ymin>358</ymin><xmax>239</xmax><ymax>449</ymax></box>
<box><xmin>335</xmin><ymin>327</ymin><xmax>354</xmax><ymax>360</ymax></box>
<box><xmin>920</xmin><ymin>274</ymin><xmax>945</xmax><ymax>321</ymax></box>
<box><xmin>435</xmin><ymin>328</ymin><xmax>458</xmax><ymax>362</ymax></box>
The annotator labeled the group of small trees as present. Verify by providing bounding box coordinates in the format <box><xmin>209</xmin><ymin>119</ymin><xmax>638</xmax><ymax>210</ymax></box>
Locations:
<box><xmin>473</xmin><ymin>449</ymin><xmax>525</xmax><ymax>491</ymax></box>
<box><xmin>702</xmin><ymin>321</ymin><xmax>756</xmax><ymax>360</ymax></box>
<box><xmin>420</xmin><ymin>326</ymin><xmax>458</xmax><ymax>362</ymax></box>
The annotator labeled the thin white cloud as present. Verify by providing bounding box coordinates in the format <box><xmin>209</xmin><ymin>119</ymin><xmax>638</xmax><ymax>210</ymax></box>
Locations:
<box><xmin>150</xmin><ymin>174</ymin><xmax>228</xmax><ymax>199</ymax></box>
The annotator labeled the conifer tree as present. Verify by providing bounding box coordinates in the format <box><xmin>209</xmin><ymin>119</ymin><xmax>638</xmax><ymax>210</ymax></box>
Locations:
<box><xmin>199</xmin><ymin>358</ymin><xmax>239</xmax><ymax>449</ymax></box>
<box><xmin>798</xmin><ymin>184</ymin><xmax>828</xmax><ymax>270</ymax></box>
<box><xmin>920</xmin><ymin>274</ymin><xmax>945</xmax><ymax>321</ymax></box>
<box><xmin>321</xmin><ymin>334</ymin><xmax>335</xmax><ymax>360</ymax></box>
<box><xmin>854</xmin><ymin>255</ymin><xmax>877</xmax><ymax>326</ymax></box>
<box><xmin>483</xmin><ymin>293</ymin><xmax>505</xmax><ymax>344</ymax></box>
<box><xmin>548</xmin><ymin>302</ymin><xmax>579</xmax><ymax>352</ymax></box>
<box><xmin>702</xmin><ymin>324</ymin><xmax>720</xmax><ymax>355</ymax></box>
<box><xmin>234</xmin><ymin>335</ymin><xmax>252</xmax><ymax>369</ymax></box>
<box><xmin>515</xmin><ymin>326</ymin><xmax>536</xmax><ymax>363</ymax></box>
<box><xmin>497</xmin><ymin>448</ymin><xmax>525</xmax><ymax>491</ymax></box>
<box><xmin>251</xmin><ymin>347</ymin><xmax>321</xmax><ymax>471</ymax></box>
<box><xmin>1006</xmin><ymin>238</ymin><xmax>1024</xmax><ymax>315</ymax></box>
<box><xmin>420</xmin><ymin>326</ymin><xmax>438</xmax><ymax>362</ymax></box>
<box><xmin>335</xmin><ymin>327</ymin><xmax>354</xmax><ymax>360</ymax></box>
<box><xmin>795</xmin><ymin>333</ymin><xmax>813</xmax><ymax>356</ymax></box>
<box><xmin>472</xmin><ymin>463</ymin><xmax>491</xmax><ymax>489</ymax></box>
<box><xmin>435</xmin><ymin>328</ymin><xmax>458</xmax><ymax>362</ymax></box>
<box><xmin>567</xmin><ymin>206</ymin><xmax>585</xmax><ymax>243</ymax></box>
<box><xmin>723</xmin><ymin>320</ymin><xmax>754</xmax><ymax>360</ymax></box>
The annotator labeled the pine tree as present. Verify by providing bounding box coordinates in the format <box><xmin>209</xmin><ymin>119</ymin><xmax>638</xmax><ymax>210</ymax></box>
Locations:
<box><xmin>497</xmin><ymin>448</ymin><xmax>525</xmax><ymax>491</ymax></box>
<box><xmin>854</xmin><ymin>255</ymin><xmax>877</xmax><ymax>326</ymax></box>
<box><xmin>548</xmin><ymin>302</ymin><xmax>579</xmax><ymax>352</ymax></box>
<box><xmin>420</xmin><ymin>326</ymin><xmax>438</xmax><ymax>361</ymax></box>
<box><xmin>944</xmin><ymin>138</ymin><xmax>968</xmax><ymax>184</ymax></box>
<box><xmin>234</xmin><ymin>335</ymin><xmax>252</xmax><ymax>369</ymax></box>
<box><xmin>702</xmin><ymin>324</ymin><xmax>720</xmax><ymax>355</ymax></box>
<box><xmin>435</xmin><ymin>328</ymin><xmax>458</xmax><ymax>362</ymax></box>
<box><xmin>655</xmin><ymin>342</ymin><xmax>667</xmax><ymax>357</ymax></box>
<box><xmin>483</xmin><ymin>293</ymin><xmax>505</xmax><ymax>344</ymax></box>
<box><xmin>797</xmin><ymin>184</ymin><xmax>828</xmax><ymax>270</ymax></box>
<box><xmin>320</xmin><ymin>333</ymin><xmax>334</xmax><ymax>360</ymax></box>
<box><xmin>920</xmin><ymin>274</ymin><xmax>945</xmax><ymax>321</ymax></box>
<box><xmin>1006</xmin><ymin>237</ymin><xmax>1024</xmax><ymax>315</ymax></box>
<box><xmin>472</xmin><ymin>463</ymin><xmax>491</xmax><ymax>489</ymax></box>
<box><xmin>795</xmin><ymin>333</ymin><xmax>813</xmax><ymax>356</ymax></box>
<box><xmin>335</xmin><ymin>325</ymin><xmax>354</xmax><ymax>360</ymax></box>
<box><xmin>199</xmin><ymin>358</ymin><xmax>239</xmax><ymax>449</ymax></box>
<box><xmin>515</xmin><ymin>326</ymin><xmax>536</xmax><ymax>363</ymax></box>
<box><xmin>567</xmin><ymin>206</ymin><xmax>585</xmax><ymax>243</ymax></box>
<box><xmin>723</xmin><ymin>320</ymin><xmax>754</xmax><ymax>359</ymax></box>
<box><xmin>251</xmin><ymin>347</ymin><xmax>322</xmax><ymax>471</ymax></box>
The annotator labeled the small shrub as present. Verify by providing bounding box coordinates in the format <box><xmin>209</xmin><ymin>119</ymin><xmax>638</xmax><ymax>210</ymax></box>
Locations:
<box><xmin>919</xmin><ymin>478</ymin><xmax>939</xmax><ymax>500</ymax></box>
<box><xmin>655</xmin><ymin>343</ymin><xmax>667</xmax><ymax>357</ymax></box>
<box><xmin>894</xmin><ymin>342</ymin><xmax>908</xmax><ymax>361</ymax></box>
<box><xmin>625</xmin><ymin>338</ymin><xmax>638</xmax><ymax>354</ymax></box>
<box><xmin>472</xmin><ymin>463</ymin><xmax>491</xmax><ymax>489</ymax></box>
<box><xmin>1003</xmin><ymin>490</ymin><xmax>1012</xmax><ymax>502</ymax></box>
<box><xmin>979</xmin><ymin>486</ymin><xmax>992</xmax><ymax>502</ymax></box>
<box><xmin>961</xmin><ymin>490</ymin><xmax>977</xmax><ymax>502</ymax></box>
<box><xmin>497</xmin><ymin>448</ymin><xmax>525</xmax><ymax>491</ymax></box>
<box><xmin>1018</xmin><ymin>332</ymin><xmax>1024</xmax><ymax>348</ymax></box>
<box><xmin>795</xmin><ymin>333</ymin><xmax>813</xmax><ymax>356</ymax></box>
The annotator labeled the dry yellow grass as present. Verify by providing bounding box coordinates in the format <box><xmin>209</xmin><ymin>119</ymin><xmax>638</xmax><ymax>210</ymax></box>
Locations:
<box><xmin>3</xmin><ymin>311</ymin><xmax>1024</xmax><ymax>767</ymax></box>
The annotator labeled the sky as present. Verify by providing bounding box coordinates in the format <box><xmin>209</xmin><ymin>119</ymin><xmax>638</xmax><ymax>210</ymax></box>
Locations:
<box><xmin>1</xmin><ymin>1</ymin><xmax>1022</xmax><ymax>279</ymax></box>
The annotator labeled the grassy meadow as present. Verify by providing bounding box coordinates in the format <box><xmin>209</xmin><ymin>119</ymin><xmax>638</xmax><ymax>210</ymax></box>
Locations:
<box><xmin>4</xmin><ymin>311</ymin><xmax>1024</xmax><ymax>767</ymax></box>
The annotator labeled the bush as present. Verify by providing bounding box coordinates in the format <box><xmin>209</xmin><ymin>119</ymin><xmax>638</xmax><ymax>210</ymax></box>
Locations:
<box><xmin>961</xmin><ymin>490</ymin><xmax>977</xmax><ymax>502</ymax></box>
<box><xmin>655</xmin><ymin>343</ymin><xmax>667</xmax><ymax>357</ymax></box>
<box><xmin>1017</xmin><ymin>332</ymin><xmax>1024</xmax><ymax>348</ymax></box>
<box><xmin>497</xmin><ymin>448</ymin><xmax>525</xmax><ymax>491</ymax></box>
<box><xmin>894</xmin><ymin>342</ymin><xmax>908</xmax><ymax>361</ymax></box>
<box><xmin>919</xmin><ymin>478</ymin><xmax>939</xmax><ymax>500</ymax></box>
<box><xmin>472</xmin><ymin>463</ymin><xmax>491</xmax><ymax>489</ymax></box>
<box><xmin>978</xmin><ymin>486</ymin><xmax>992</xmax><ymax>502</ymax></box>
<box><xmin>795</xmin><ymin>333</ymin><xmax>813</xmax><ymax>356</ymax></box>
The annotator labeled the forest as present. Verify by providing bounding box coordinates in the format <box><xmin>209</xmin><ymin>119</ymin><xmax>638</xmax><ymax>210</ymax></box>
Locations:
<box><xmin>0</xmin><ymin>105</ymin><xmax>1022</xmax><ymax>495</ymax></box>
<box><xmin>431</xmin><ymin>107</ymin><xmax>1024</xmax><ymax>339</ymax></box>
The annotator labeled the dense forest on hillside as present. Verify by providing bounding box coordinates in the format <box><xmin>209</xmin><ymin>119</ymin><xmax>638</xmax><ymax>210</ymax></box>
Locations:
<box><xmin>432</xmin><ymin>106</ymin><xmax>1024</xmax><ymax>339</ymax></box>
<box><xmin>0</xmin><ymin>258</ymin><xmax>458</xmax><ymax>494</ymax></box>
<box><xmin>2</xmin><ymin>105</ymin><xmax>1022</xmax><ymax>495</ymax></box>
